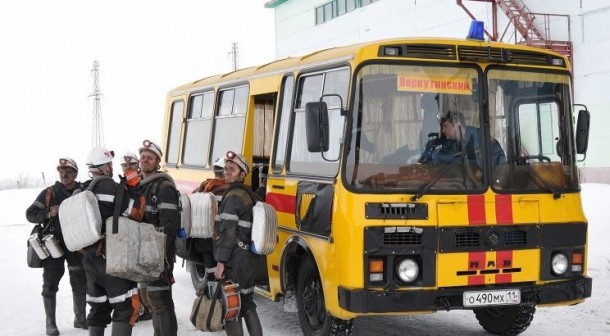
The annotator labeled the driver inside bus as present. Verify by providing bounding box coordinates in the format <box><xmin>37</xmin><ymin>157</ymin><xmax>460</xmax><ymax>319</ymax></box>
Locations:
<box><xmin>419</xmin><ymin>111</ymin><xmax>506</xmax><ymax>167</ymax></box>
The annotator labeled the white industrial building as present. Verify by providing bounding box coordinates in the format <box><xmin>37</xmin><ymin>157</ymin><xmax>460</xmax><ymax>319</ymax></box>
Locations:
<box><xmin>264</xmin><ymin>0</ymin><xmax>610</xmax><ymax>183</ymax></box>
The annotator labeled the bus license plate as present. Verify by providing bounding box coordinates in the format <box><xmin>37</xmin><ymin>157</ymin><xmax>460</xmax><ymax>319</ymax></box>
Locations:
<box><xmin>463</xmin><ymin>289</ymin><xmax>521</xmax><ymax>308</ymax></box>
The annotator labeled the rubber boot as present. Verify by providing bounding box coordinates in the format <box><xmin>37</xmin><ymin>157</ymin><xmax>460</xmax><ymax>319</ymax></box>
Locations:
<box><xmin>154</xmin><ymin>310</ymin><xmax>178</xmax><ymax>336</ymax></box>
<box><xmin>224</xmin><ymin>318</ymin><xmax>244</xmax><ymax>336</ymax></box>
<box><xmin>73</xmin><ymin>294</ymin><xmax>88</xmax><ymax>329</ymax></box>
<box><xmin>243</xmin><ymin>309</ymin><xmax>263</xmax><ymax>336</ymax></box>
<box><xmin>111</xmin><ymin>322</ymin><xmax>132</xmax><ymax>336</ymax></box>
<box><xmin>88</xmin><ymin>325</ymin><xmax>105</xmax><ymax>336</ymax></box>
<box><xmin>43</xmin><ymin>296</ymin><xmax>60</xmax><ymax>336</ymax></box>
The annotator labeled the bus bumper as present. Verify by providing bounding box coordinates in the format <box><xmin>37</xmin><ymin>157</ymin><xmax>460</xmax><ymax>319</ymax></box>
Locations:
<box><xmin>338</xmin><ymin>276</ymin><xmax>592</xmax><ymax>313</ymax></box>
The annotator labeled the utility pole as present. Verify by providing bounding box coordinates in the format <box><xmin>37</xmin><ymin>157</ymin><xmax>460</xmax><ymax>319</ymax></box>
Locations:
<box><xmin>90</xmin><ymin>60</ymin><xmax>105</xmax><ymax>147</ymax></box>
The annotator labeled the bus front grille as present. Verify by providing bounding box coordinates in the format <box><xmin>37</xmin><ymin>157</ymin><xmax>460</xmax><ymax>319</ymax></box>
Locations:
<box><xmin>383</xmin><ymin>231</ymin><xmax>423</xmax><ymax>246</ymax></box>
<box><xmin>455</xmin><ymin>231</ymin><xmax>480</xmax><ymax>248</ymax></box>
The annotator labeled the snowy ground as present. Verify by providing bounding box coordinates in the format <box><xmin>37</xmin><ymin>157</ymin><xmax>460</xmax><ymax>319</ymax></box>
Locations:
<box><xmin>1</xmin><ymin>185</ymin><xmax>608</xmax><ymax>335</ymax></box>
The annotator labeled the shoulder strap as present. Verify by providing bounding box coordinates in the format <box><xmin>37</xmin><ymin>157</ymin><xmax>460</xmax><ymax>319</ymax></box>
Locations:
<box><xmin>150</xmin><ymin>179</ymin><xmax>164</xmax><ymax>210</ymax></box>
<box><xmin>150</xmin><ymin>176</ymin><xmax>180</xmax><ymax>211</ymax></box>
<box><xmin>44</xmin><ymin>187</ymin><xmax>54</xmax><ymax>210</ymax></box>
<box><xmin>87</xmin><ymin>175</ymin><xmax>113</xmax><ymax>192</ymax></box>
<box><xmin>112</xmin><ymin>178</ymin><xmax>127</xmax><ymax>234</ymax></box>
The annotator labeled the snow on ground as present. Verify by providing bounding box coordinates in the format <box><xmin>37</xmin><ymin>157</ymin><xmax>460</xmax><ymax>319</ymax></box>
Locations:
<box><xmin>1</xmin><ymin>185</ymin><xmax>608</xmax><ymax>335</ymax></box>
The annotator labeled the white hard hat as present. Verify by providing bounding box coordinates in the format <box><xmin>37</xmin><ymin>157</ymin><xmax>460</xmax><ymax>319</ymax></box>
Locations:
<box><xmin>224</xmin><ymin>151</ymin><xmax>249</xmax><ymax>174</ymax></box>
<box><xmin>213</xmin><ymin>157</ymin><xmax>225</xmax><ymax>169</ymax></box>
<box><xmin>213</xmin><ymin>157</ymin><xmax>224</xmax><ymax>173</ymax></box>
<box><xmin>86</xmin><ymin>147</ymin><xmax>114</xmax><ymax>167</ymax></box>
<box><xmin>57</xmin><ymin>157</ymin><xmax>78</xmax><ymax>172</ymax></box>
<box><xmin>120</xmin><ymin>151</ymin><xmax>139</xmax><ymax>165</ymax></box>
<box><xmin>139</xmin><ymin>139</ymin><xmax>163</xmax><ymax>160</ymax></box>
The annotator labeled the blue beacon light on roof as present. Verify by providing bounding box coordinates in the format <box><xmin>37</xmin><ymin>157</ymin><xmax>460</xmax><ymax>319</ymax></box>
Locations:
<box><xmin>466</xmin><ymin>20</ymin><xmax>485</xmax><ymax>41</ymax></box>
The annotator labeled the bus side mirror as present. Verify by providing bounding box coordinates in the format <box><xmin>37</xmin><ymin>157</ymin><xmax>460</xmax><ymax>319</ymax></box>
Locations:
<box><xmin>576</xmin><ymin>109</ymin><xmax>590</xmax><ymax>155</ymax></box>
<box><xmin>305</xmin><ymin>101</ymin><xmax>329</xmax><ymax>152</ymax></box>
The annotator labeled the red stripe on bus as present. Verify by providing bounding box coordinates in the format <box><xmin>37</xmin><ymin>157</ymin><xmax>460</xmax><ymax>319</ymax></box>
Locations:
<box><xmin>468</xmin><ymin>252</ymin><xmax>485</xmax><ymax>270</ymax></box>
<box><xmin>495</xmin><ymin>273</ymin><xmax>512</xmax><ymax>284</ymax></box>
<box><xmin>468</xmin><ymin>252</ymin><xmax>485</xmax><ymax>285</ymax></box>
<box><xmin>468</xmin><ymin>275</ymin><xmax>485</xmax><ymax>285</ymax></box>
<box><xmin>495</xmin><ymin>194</ymin><xmax>513</xmax><ymax>224</ymax></box>
<box><xmin>495</xmin><ymin>250</ymin><xmax>513</xmax><ymax>284</ymax></box>
<box><xmin>266</xmin><ymin>192</ymin><xmax>296</xmax><ymax>215</ymax></box>
<box><xmin>467</xmin><ymin>195</ymin><xmax>486</xmax><ymax>225</ymax></box>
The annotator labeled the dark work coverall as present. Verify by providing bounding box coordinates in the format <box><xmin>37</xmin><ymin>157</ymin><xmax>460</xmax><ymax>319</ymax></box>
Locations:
<box><xmin>81</xmin><ymin>175</ymin><xmax>139</xmax><ymax>330</ymax></box>
<box><xmin>213</xmin><ymin>183</ymin><xmax>264</xmax><ymax>336</ymax></box>
<box><xmin>139</xmin><ymin>172</ymin><xmax>180</xmax><ymax>336</ymax></box>
<box><xmin>26</xmin><ymin>181</ymin><xmax>87</xmax><ymax>329</ymax></box>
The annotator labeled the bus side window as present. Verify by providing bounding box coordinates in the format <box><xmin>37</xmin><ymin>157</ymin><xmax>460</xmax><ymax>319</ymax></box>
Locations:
<box><xmin>272</xmin><ymin>75</ymin><xmax>294</xmax><ymax>173</ymax></box>
<box><xmin>183</xmin><ymin>91</ymin><xmax>214</xmax><ymax>166</ymax></box>
<box><xmin>166</xmin><ymin>100</ymin><xmax>184</xmax><ymax>166</ymax></box>
<box><xmin>211</xmin><ymin>86</ymin><xmax>248</xmax><ymax>163</ymax></box>
<box><xmin>289</xmin><ymin>68</ymin><xmax>348</xmax><ymax>176</ymax></box>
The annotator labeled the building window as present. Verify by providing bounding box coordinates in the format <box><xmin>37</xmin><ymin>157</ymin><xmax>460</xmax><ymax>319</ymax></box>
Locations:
<box><xmin>315</xmin><ymin>0</ymin><xmax>380</xmax><ymax>25</ymax></box>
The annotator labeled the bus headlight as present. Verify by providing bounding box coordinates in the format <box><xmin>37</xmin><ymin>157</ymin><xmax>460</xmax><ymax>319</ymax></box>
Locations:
<box><xmin>396</xmin><ymin>258</ymin><xmax>419</xmax><ymax>283</ymax></box>
<box><xmin>551</xmin><ymin>253</ymin><xmax>569</xmax><ymax>275</ymax></box>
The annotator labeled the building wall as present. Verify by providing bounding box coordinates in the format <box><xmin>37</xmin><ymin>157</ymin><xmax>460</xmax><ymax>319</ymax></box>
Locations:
<box><xmin>268</xmin><ymin>0</ymin><xmax>610</xmax><ymax>182</ymax></box>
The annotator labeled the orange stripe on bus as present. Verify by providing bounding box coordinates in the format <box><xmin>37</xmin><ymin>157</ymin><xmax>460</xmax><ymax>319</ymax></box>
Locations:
<box><xmin>467</xmin><ymin>195</ymin><xmax>486</xmax><ymax>225</ymax></box>
<box><xmin>495</xmin><ymin>194</ymin><xmax>513</xmax><ymax>224</ymax></box>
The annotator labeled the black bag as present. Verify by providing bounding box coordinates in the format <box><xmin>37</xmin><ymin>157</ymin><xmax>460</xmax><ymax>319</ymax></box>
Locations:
<box><xmin>26</xmin><ymin>224</ymin><xmax>44</xmax><ymax>268</ymax></box>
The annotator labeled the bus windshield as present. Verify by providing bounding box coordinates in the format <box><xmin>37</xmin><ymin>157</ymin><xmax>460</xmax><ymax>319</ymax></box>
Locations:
<box><xmin>487</xmin><ymin>69</ymin><xmax>578</xmax><ymax>193</ymax></box>
<box><xmin>344</xmin><ymin>63</ymin><xmax>578</xmax><ymax>194</ymax></box>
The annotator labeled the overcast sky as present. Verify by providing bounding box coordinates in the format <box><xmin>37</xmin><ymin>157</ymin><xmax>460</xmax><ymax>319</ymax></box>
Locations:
<box><xmin>0</xmin><ymin>0</ymin><xmax>275</xmax><ymax>183</ymax></box>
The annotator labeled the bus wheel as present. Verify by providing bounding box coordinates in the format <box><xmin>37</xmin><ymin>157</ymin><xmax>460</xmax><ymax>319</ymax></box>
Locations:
<box><xmin>473</xmin><ymin>305</ymin><xmax>536</xmax><ymax>335</ymax></box>
<box><xmin>186</xmin><ymin>261</ymin><xmax>207</xmax><ymax>293</ymax></box>
<box><xmin>296</xmin><ymin>257</ymin><xmax>353</xmax><ymax>336</ymax></box>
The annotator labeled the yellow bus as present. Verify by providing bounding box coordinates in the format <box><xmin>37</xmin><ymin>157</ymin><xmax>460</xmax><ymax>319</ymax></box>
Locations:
<box><xmin>161</xmin><ymin>36</ymin><xmax>592</xmax><ymax>335</ymax></box>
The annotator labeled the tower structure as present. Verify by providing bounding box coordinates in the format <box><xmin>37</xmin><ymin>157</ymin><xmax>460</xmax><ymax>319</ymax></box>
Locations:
<box><xmin>229</xmin><ymin>42</ymin><xmax>239</xmax><ymax>71</ymax></box>
<box><xmin>90</xmin><ymin>60</ymin><xmax>105</xmax><ymax>147</ymax></box>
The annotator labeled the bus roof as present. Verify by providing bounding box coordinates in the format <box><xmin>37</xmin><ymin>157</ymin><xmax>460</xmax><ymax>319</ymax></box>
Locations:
<box><xmin>168</xmin><ymin>37</ymin><xmax>569</xmax><ymax>95</ymax></box>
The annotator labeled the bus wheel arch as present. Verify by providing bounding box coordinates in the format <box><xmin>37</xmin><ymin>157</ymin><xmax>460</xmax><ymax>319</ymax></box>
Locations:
<box><xmin>295</xmin><ymin>255</ymin><xmax>353</xmax><ymax>336</ymax></box>
<box><xmin>280</xmin><ymin>236</ymin><xmax>312</xmax><ymax>298</ymax></box>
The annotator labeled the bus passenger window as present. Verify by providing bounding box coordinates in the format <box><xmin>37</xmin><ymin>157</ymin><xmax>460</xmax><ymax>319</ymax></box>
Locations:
<box><xmin>272</xmin><ymin>75</ymin><xmax>294</xmax><ymax>173</ymax></box>
<box><xmin>183</xmin><ymin>91</ymin><xmax>214</xmax><ymax>166</ymax></box>
<box><xmin>166</xmin><ymin>100</ymin><xmax>184</xmax><ymax>165</ymax></box>
<box><xmin>211</xmin><ymin>86</ymin><xmax>248</xmax><ymax>163</ymax></box>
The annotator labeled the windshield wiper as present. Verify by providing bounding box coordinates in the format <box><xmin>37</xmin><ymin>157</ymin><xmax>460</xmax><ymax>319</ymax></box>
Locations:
<box><xmin>521</xmin><ymin>162</ymin><xmax>563</xmax><ymax>199</ymax></box>
<box><xmin>410</xmin><ymin>163</ymin><xmax>456</xmax><ymax>201</ymax></box>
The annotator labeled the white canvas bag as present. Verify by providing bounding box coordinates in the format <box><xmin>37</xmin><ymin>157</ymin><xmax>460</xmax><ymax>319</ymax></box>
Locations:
<box><xmin>58</xmin><ymin>190</ymin><xmax>102</xmax><ymax>251</ymax></box>
<box><xmin>189</xmin><ymin>192</ymin><xmax>217</xmax><ymax>238</ymax></box>
<box><xmin>105</xmin><ymin>216</ymin><xmax>166</xmax><ymax>282</ymax></box>
<box><xmin>250</xmin><ymin>201</ymin><xmax>278</xmax><ymax>255</ymax></box>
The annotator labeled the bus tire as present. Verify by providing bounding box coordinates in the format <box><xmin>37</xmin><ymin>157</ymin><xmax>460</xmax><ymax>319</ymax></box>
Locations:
<box><xmin>473</xmin><ymin>305</ymin><xmax>536</xmax><ymax>336</ymax></box>
<box><xmin>296</xmin><ymin>257</ymin><xmax>353</xmax><ymax>336</ymax></box>
<box><xmin>187</xmin><ymin>261</ymin><xmax>207</xmax><ymax>293</ymax></box>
